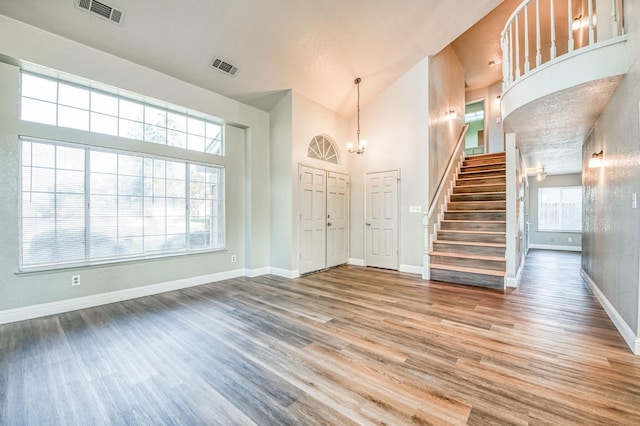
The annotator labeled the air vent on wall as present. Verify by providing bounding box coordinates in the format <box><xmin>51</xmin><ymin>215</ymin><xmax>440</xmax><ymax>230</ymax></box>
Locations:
<box><xmin>75</xmin><ymin>0</ymin><xmax>125</xmax><ymax>25</ymax></box>
<box><xmin>210</xmin><ymin>58</ymin><xmax>239</xmax><ymax>77</ymax></box>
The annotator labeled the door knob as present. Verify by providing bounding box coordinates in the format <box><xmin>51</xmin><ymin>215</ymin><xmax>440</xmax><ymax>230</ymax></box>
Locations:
<box><xmin>365</xmin><ymin>222</ymin><xmax>371</xmax><ymax>226</ymax></box>
<box><xmin>327</xmin><ymin>222</ymin><xmax>332</xmax><ymax>227</ymax></box>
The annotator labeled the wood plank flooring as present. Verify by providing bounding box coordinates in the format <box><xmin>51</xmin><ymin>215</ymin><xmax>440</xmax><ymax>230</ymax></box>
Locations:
<box><xmin>2</xmin><ymin>250</ymin><xmax>640</xmax><ymax>425</ymax></box>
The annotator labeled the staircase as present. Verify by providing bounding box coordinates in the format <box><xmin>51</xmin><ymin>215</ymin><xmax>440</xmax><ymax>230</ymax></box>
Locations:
<box><xmin>429</xmin><ymin>152</ymin><xmax>506</xmax><ymax>290</ymax></box>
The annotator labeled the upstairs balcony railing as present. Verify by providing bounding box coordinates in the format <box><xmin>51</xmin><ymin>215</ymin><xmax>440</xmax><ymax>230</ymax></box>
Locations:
<box><xmin>501</xmin><ymin>0</ymin><xmax>624</xmax><ymax>90</ymax></box>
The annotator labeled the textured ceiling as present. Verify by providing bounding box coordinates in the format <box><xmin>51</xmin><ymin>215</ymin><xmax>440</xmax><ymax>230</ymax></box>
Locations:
<box><xmin>0</xmin><ymin>0</ymin><xmax>502</xmax><ymax>117</ymax></box>
<box><xmin>504</xmin><ymin>77</ymin><xmax>624</xmax><ymax>175</ymax></box>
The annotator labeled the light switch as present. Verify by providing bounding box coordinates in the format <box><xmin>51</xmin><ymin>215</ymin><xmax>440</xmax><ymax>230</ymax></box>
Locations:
<box><xmin>633</xmin><ymin>193</ymin><xmax>637</xmax><ymax>209</ymax></box>
<box><xmin>409</xmin><ymin>206</ymin><xmax>422</xmax><ymax>213</ymax></box>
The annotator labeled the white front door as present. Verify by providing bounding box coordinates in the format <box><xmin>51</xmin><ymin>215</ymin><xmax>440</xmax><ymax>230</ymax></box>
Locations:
<box><xmin>365</xmin><ymin>170</ymin><xmax>399</xmax><ymax>270</ymax></box>
<box><xmin>299</xmin><ymin>165</ymin><xmax>327</xmax><ymax>274</ymax></box>
<box><xmin>327</xmin><ymin>172</ymin><xmax>349</xmax><ymax>268</ymax></box>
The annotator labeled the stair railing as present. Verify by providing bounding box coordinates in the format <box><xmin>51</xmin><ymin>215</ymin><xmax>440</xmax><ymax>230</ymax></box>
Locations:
<box><xmin>423</xmin><ymin>125</ymin><xmax>468</xmax><ymax>279</ymax></box>
<box><xmin>502</xmin><ymin>0</ymin><xmax>624</xmax><ymax>92</ymax></box>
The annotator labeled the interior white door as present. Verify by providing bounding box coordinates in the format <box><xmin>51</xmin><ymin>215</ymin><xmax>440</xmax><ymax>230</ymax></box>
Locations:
<box><xmin>327</xmin><ymin>172</ymin><xmax>349</xmax><ymax>268</ymax></box>
<box><xmin>299</xmin><ymin>165</ymin><xmax>327</xmax><ymax>274</ymax></box>
<box><xmin>365</xmin><ymin>170</ymin><xmax>399</xmax><ymax>270</ymax></box>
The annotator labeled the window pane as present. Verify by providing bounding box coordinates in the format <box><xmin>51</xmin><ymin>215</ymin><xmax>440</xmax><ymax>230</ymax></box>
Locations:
<box><xmin>168</xmin><ymin>130</ymin><xmax>187</xmax><ymax>149</ymax></box>
<box><xmin>119</xmin><ymin>118</ymin><xmax>144</xmax><ymax>140</ymax></box>
<box><xmin>91</xmin><ymin>151</ymin><xmax>117</xmax><ymax>174</ymax></box>
<box><xmin>58</xmin><ymin>105</ymin><xmax>89</xmax><ymax>131</ymax></box>
<box><xmin>187</xmin><ymin>117</ymin><xmax>205</xmax><ymax>136</ymax></box>
<box><xmin>145</xmin><ymin>106</ymin><xmax>166</xmax><ymax>127</ymax></box>
<box><xmin>145</xmin><ymin>124</ymin><xmax>166</xmax><ymax>144</ymax></box>
<box><xmin>21</xmin><ymin>98</ymin><xmax>57</xmax><ymax>125</ymax></box>
<box><xmin>91</xmin><ymin>92</ymin><xmax>118</xmax><ymax>115</ymax></box>
<box><xmin>168</xmin><ymin>112</ymin><xmax>187</xmax><ymax>132</ymax></box>
<box><xmin>22</xmin><ymin>74</ymin><xmax>57</xmax><ymax>102</ymax></box>
<box><xmin>119</xmin><ymin>99</ymin><xmax>143</xmax><ymax>121</ymax></box>
<box><xmin>59</xmin><ymin>83</ymin><xmax>90</xmax><ymax>109</ymax></box>
<box><xmin>188</xmin><ymin>134</ymin><xmax>205</xmax><ymax>152</ymax></box>
<box><xmin>538</xmin><ymin>186</ymin><xmax>582</xmax><ymax>232</ymax></box>
<box><xmin>57</xmin><ymin>146</ymin><xmax>85</xmax><ymax>171</ymax></box>
<box><xmin>91</xmin><ymin>112</ymin><xmax>118</xmax><ymax>136</ymax></box>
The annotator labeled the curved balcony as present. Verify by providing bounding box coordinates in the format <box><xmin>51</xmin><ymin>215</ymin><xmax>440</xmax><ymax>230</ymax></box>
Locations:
<box><xmin>500</xmin><ymin>0</ymin><xmax>627</xmax><ymax>119</ymax></box>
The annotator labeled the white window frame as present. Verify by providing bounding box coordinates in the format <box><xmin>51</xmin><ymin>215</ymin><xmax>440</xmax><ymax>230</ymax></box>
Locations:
<box><xmin>537</xmin><ymin>186</ymin><xmax>582</xmax><ymax>232</ymax></box>
<box><xmin>19</xmin><ymin>137</ymin><xmax>225</xmax><ymax>272</ymax></box>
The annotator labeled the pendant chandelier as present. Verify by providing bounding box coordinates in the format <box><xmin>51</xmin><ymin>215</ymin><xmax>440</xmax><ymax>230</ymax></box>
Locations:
<box><xmin>347</xmin><ymin>77</ymin><xmax>367</xmax><ymax>154</ymax></box>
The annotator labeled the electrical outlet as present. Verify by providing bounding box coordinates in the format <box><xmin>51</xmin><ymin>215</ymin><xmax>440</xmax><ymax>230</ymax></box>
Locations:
<box><xmin>568</xmin><ymin>237</ymin><xmax>572</xmax><ymax>242</ymax></box>
<box><xmin>71</xmin><ymin>275</ymin><xmax>81</xmax><ymax>286</ymax></box>
<box><xmin>231</xmin><ymin>254</ymin><xmax>237</xmax><ymax>263</ymax></box>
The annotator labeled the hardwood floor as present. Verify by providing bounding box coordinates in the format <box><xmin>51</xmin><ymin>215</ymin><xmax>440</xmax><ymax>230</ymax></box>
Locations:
<box><xmin>2</xmin><ymin>250</ymin><xmax>640</xmax><ymax>425</ymax></box>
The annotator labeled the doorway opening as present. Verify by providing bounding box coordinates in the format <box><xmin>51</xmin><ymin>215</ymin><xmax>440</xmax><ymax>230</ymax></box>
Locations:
<box><xmin>465</xmin><ymin>100</ymin><xmax>486</xmax><ymax>156</ymax></box>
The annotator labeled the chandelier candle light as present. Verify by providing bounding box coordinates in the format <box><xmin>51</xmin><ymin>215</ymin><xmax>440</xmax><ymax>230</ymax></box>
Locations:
<box><xmin>347</xmin><ymin>77</ymin><xmax>367</xmax><ymax>154</ymax></box>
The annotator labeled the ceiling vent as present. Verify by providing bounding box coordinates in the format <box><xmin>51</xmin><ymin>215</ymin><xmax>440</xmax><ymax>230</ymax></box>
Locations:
<box><xmin>210</xmin><ymin>58</ymin><xmax>239</xmax><ymax>77</ymax></box>
<box><xmin>75</xmin><ymin>0</ymin><xmax>125</xmax><ymax>25</ymax></box>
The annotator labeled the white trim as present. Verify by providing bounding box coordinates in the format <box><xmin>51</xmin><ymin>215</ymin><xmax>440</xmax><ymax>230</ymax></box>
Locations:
<box><xmin>348</xmin><ymin>258</ymin><xmax>365</xmax><ymax>266</ymax></box>
<box><xmin>506</xmin><ymin>254</ymin><xmax>526</xmax><ymax>288</ymax></box>
<box><xmin>244</xmin><ymin>267</ymin><xmax>270</xmax><ymax>278</ymax></box>
<box><xmin>529</xmin><ymin>243</ymin><xmax>581</xmax><ymax>252</ymax></box>
<box><xmin>269</xmin><ymin>267</ymin><xmax>300</xmax><ymax>279</ymax></box>
<box><xmin>581</xmin><ymin>269</ymin><xmax>640</xmax><ymax>355</ymax></box>
<box><xmin>399</xmin><ymin>264</ymin><xmax>422</xmax><ymax>275</ymax></box>
<box><xmin>0</xmin><ymin>269</ymin><xmax>245</xmax><ymax>326</ymax></box>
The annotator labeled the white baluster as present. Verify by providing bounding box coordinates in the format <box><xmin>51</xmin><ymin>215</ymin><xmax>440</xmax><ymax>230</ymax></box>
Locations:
<box><xmin>536</xmin><ymin>0</ymin><xmax>542</xmax><ymax>66</ymax></box>
<box><xmin>524</xmin><ymin>4</ymin><xmax>530</xmax><ymax>73</ymax></box>
<box><xmin>509</xmin><ymin>23</ymin><xmax>515</xmax><ymax>83</ymax></box>
<box><xmin>515</xmin><ymin>14</ymin><xmax>521</xmax><ymax>79</ymax></box>
<box><xmin>502</xmin><ymin>31</ymin><xmax>510</xmax><ymax>89</ymax></box>
<box><xmin>588</xmin><ymin>0</ymin><xmax>595</xmax><ymax>44</ymax></box>
<box><xmin>568</xmin><ymin>0</ymin><xmax>574</xmax><ymax>52</ymax></box>
<box><xmin>611</xmin><ymin>0</ymin><xmax>619</xmax><ymax>38</ymax></box>
<box><xmin>550</xmin><ymin>0</ymin><xmax>557</xmax><ymax>59</ymax></box>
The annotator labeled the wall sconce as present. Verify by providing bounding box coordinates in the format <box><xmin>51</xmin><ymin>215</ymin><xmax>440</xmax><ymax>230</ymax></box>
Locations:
<box><xmin>572</xmin><ymin>15</ymin><xmax>583</xmax><ymax>31</ymax></box>
<box><xmin>588</xmin><ymin>150</ymin><xmax>603</xmax><ymax>168</ymax></box>
<box><xmin>347</xmin><ymin>77</ymin><xmax>367</xmax><ymax>154</ymax></box>
<box><xmin>536</xmin><ymin>167</ymin><xmax>547</xmax><ymax>181</ymax></box>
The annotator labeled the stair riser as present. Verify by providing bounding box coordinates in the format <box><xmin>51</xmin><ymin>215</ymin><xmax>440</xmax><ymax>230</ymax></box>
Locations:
<box><xmin>461</xmin><ymin>163</ymin><xmax>506</xmax><ymax>172</ymax></box>
<box><xmin>450</xmin><ymin>193</ymin><xmax>506</xmax><ymax>202</ymax></box>
<box><xmin>464</xmin><ymin>156</ymin><xmax>506</xmax><ymax>166</ymax></box>
<box><xmin>430</xmin><ymin>255</ymin><xmax>505</xmax><ymax>271</ymax></box>
<box><xmin>436</xmin><ymin>231</ymin><xmax>505</xmax><ymax>244</ymax></box>
<box><xmin>440</xmin><ymin>221</ymin><xmax>505</xmax><ymax>232</ymax></box>
<box><xmin>448</xmin><ymin>202</ymin><xmax>506</xmax><ymax>211</ymax></box>
<box><xmin>458</xmin><ymin>170</ymin><xmax>505</xmax><ymax>179</ymax></box>
<box><xmin>453</xmin><ymin>184</ymin><xmax>505</xmax><ymax>194</ymax></box>
<box><xmin>457</xmin><ymin>177</ymin><xmax>506</xmax><ymax>186</ymax></box>
<box><xmin>432</xmin><ymin>242</ymin><xmax>505</xmax><ymax>257</ymax></box>
<box><xmin>444</xmin><ymin>211</ymin><xmax>506</xmax><ymax>221</ymax></box>
<box><xmin>430</xmin><ymin>268</ymin><xmax>504</xmax><ymax>289</ymax></box>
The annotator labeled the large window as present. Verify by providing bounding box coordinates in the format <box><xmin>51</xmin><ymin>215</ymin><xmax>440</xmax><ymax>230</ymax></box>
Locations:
<box><xmin>20</xmin><ymin>138</ymin><xmax>224</xmax><ymax>270</ymax></box>
<box><xmin>20</xmin><ymin>73</ymin><xmax>223</xmax><ymax>155</ymax></box>
<box><xmin>538</xmin><ymin>186</ymin><xmax>582</xmax><ymax>232</ymax></box>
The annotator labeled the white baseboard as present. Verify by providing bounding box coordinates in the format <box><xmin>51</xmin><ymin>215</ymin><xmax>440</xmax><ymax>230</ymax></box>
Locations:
<box><xmin>269</xmin><ymin>267</ymin><xmax>300</xmax><ymax>279</ymax></box>
<box><xmin>244</xmin><ymin>267</ymin><xmax>271</xmax><ymax>278</ymax></box>
<box><xmin>529</xmin><ymin>243</ymin><xmax>581</xmax><ymax>252</ymax></box>
<box><xmin>581</xmin><ymin>269</ymin><xmax>640</xmax><ymax>355</ymax></box>
<box><xmin>400</xmin><ymin>264</ymin><xmax>423</xmax><ymax>275</ymax></box>
<box><xmin>348</xmin><ymin>258</ymin><xmax>365</xmax><ymax>266</ymax></box>
<box><xmin>0</xmin><ymin>269</ymin><xmax>246</xmax><ymax>326</ymax></box>
<box><xmin>505</xmin><ymin>254</ymin><xmax>526</xmax><ymax>288</ymax></box>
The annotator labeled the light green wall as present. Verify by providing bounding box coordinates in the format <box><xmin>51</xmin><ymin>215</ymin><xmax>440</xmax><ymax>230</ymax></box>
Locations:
<box><xmin>0</xmin><ymin>17</ymin><xmax>270</xmax><ymax>312</ymax></box>
<box><xmin>465</xmin><ymin>120</ymin><xmax>484</xmax><ymax>148</ymax></box>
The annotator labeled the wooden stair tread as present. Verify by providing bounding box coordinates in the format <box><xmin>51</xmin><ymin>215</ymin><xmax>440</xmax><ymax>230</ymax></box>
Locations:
<box><xmin>430</xmin><ymin>263</ymin><xmax>506</xmax><ymax>276</ymax></box>
<box><xmin>434</xmin><ymin>240</ymin><xmax>506</xmax><ymax>247</ymax></box>
<box><xmin>459</xmin><ymin>168</ymin><xmax>506</xmax><ymax>174</ymax></box>
<box><xmin>441</xmin><ymin>220</ymin><xmax>506</xmax><ymax>224</ymax></box>
<box><xmin>448</xmin><ymin>200</ymin><xmax>505</xmax><ymax>204</ymax></box>
<box><xmin>454</xmin><ymin>183</ymin><xmax>505</xmax><ymax>189</ymax></box>
<box><xmin>445</xmin><ymin>210</ymin><xmax>505</xmax><ymax>213</ymax></box>
<box><xmin>430</xmin><ymin>251</ymin><xmax>506</xmax><ymax>262</ymax></box>
<box><xmin>452</xmin><ymin>191</ymin><xmax>506</xmax><ymax>196</ymax></box>
<box><xmin>439</xmin><ymin>229</ymin><xmax>506</xmax><ymax>235</ymax></box>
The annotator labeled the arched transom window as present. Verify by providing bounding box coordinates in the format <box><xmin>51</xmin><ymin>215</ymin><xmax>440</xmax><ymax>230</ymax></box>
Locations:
<box><xmin>307</xmin><ymin>134</ymin><xmax>339</xmax><ymax>164</ymax></box>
